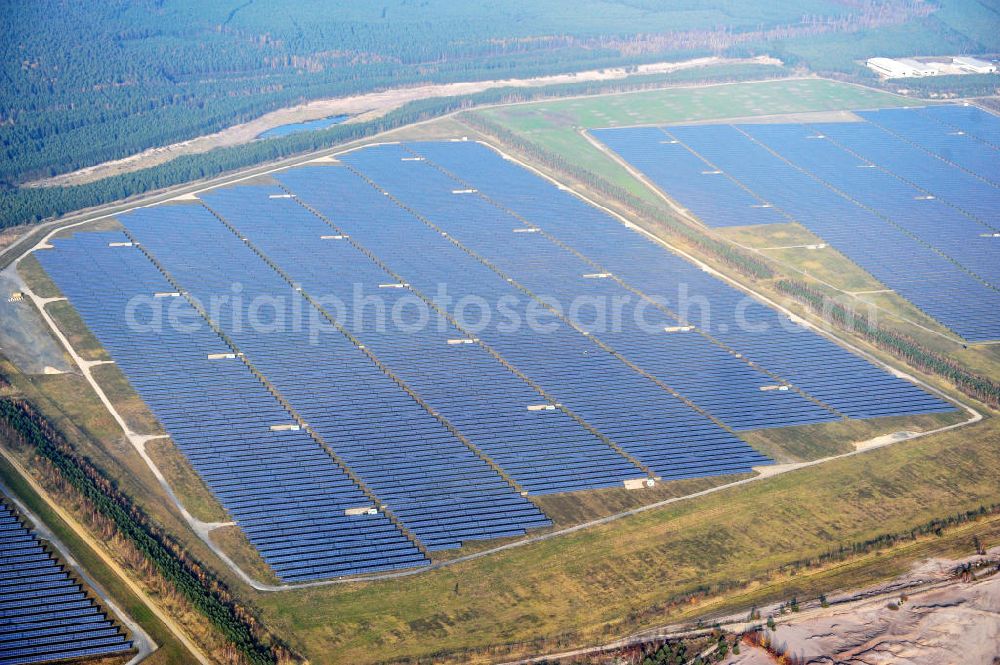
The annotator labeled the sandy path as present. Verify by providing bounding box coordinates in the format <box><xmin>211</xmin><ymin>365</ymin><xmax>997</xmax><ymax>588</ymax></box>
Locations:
<box><xmin>24</xmin><ymin>56</ymin><xmax>780</xmax><ymax>188</ymax></box>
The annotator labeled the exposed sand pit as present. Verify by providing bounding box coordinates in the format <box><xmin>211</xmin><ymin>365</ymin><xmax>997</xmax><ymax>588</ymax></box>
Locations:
<box><xmin>724</xmin><ymin>549</ymin><xmax>1000</xmax><ymax>664</ymax></box>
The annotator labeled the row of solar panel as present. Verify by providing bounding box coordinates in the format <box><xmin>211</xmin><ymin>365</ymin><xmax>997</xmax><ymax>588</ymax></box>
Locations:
<box><xmin>736</xmin><ymin>121</ymin><xmax>1000</xmax><ymax>290</ymax></box>
<box><xmin>667</xmin><ymin>122</ymin><xmax>1000</xmax><ymax>341</ymax></box>
<box><xmin>591</xmin><ymin>104</ymin><xmax>1000</xmax><ymax>341</ymax></box>
<box><xmin>915</xmin><ymin>103</ymin><xmax>1000</xmax><ymax>150</ymax></box>
<box><xmin>148</xmin><ymin>188</ymin><xmax>648</xmax><ymax>496</ymax></box>
<box><xmin>41</xmin><ymin>178</ymin><xmax>768</xmax><ymax>577</ymax></box>
<box><xmin>120</xmin><ymin>206</ymin><xmax>553</xmax><ymax>552</ymax></box>
<box><xmin>858</xmin><ymin>107</ymin><xmax>1000</xmax><ymax>193</ymax></box>
<box><xmin>37</xmin><ymin>137</ymin><xmax>954</xmax><ymax>582</ymax></box>
<box><xmin>0</xmin><ymin>499</ymin><xmax>133</xmax><ymax>665</ymax></box>
<box><xmin>355</xmin><ymin>140</ymin><xmax>952</xmax><ymax>421</ymax></box>
<box><xmin>335</xmin><ymin>145</ymin><xmax>840</xmax><ymax>432</ymax></box>
<box><xmin>35</xmin><ymin>236</ymin><xmax>432</xmax><ymax>581</ymax></box>
<box><xmin>272</xmin><ymin>164</ymin><xmax>774</xmax><ymax>478</ymax></box>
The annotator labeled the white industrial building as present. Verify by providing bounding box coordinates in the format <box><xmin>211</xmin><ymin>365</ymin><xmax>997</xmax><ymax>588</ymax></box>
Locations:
<box><xmin>867</xmin><ymin>57</ymin><xmax>925</xmax><ymax>78</ymax></box>
<box><xmin>954</xmin><ymin>56</ymin><xmax>997</xmax><ymax>73</ymax></box>
<box><xmin>868</xmin><ymin>55</ymin><xmax>997</xmax><ymax>78</ymax></box>
<box><xmin>898</xmin><ymin>58</ymin><xmax>940</xmax><ymax>76</ymax></box>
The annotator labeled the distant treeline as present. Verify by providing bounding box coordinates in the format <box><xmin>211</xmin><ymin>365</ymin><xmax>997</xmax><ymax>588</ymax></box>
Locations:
<box><xmin>459</xmin><ymin>111</ymin><xmax>775</xmax><ymax>280</ymax></box>
<box><xmin>810</xmin><ymin>503</ymin><xmax>1000</xmax><ymax>566</ymax></box>
<box><xmin>0</xmin><ymin>397</ymin><xmax>295</xmax><ymax>665</ymax></box>
<box><xmin>2</xmin><ymin>0</ymin><xmax>923</xmax><ymax>186</ymax></box>
<box><xmin>0</xmin><ymin>64</ymin><xmax>784</xmax><ymax>230</ymax></box>
<box><xmin>776</xmin><ymin>279</ymin><xmax>1000</xmax><ymax>408</ymax></box>
<box><xmin>886</xmin><ymin>73</ymin><xmax>1000</xmax><ymax>98</ymax></box>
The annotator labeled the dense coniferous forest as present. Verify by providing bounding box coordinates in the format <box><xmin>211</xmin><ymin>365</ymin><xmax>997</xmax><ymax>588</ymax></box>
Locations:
<box><xmin>1</xmin><ymin>0</ymin><xmax>997</xmax><ymax>228</ymax></box>
<box><xmin>2</xmin><ymin>0</ymin><xmax>853</xmax><ymax>185</ymax></box>
<box><xmin>0</xmin><ymin>64</ymin><xmax>783</xmax><ymax>227</ymax></box>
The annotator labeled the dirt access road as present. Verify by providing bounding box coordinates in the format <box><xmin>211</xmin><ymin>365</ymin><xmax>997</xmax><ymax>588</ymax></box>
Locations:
<box><xmin>24</xmin><ymin>56</ymin><xmax>780</xmax><ymax>188</ymax></box>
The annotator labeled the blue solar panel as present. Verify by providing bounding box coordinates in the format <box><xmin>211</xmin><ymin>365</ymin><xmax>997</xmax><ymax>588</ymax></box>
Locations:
<box><xmin>338</xmin><ymin>143</ymin><xmax>838</xmax><ymax>432</ymax></box>
<box><xmin>34</xmin><ymin>135</ymin><xmax>959</xmax><ymax>584</ymax></box>
<box><xmin>0</xmin><ymin>498</ymin><xmax>133</xmax><ymax>665</ymax></box>
<box><xmin>36</xmin><ymin>234</ymin><xmax>429</xmax><ymax>580</ymax></box>
<box><xmin>592</xmin><ymin>126</ymin><xmax>788</xmax><ymax>228</ymax></box>
<box><xmin>396</xmin><ymin>140</ymin><xmax>955</xmax><ymax>418</ymax></box>
<box><xmin>120</xmin><ymin>205</ymin><xmax>551</xmax><ymax>551</ymax></box>
<box><xmin>813</xmin><ymin>119</ymin><xmax>999</xmax><ymax>235</ymax></box>
<box><xmin>857</xmin><ymin>107</ymin><xmax>1000</xmax><ymax>188</ymax></box>
<box><xmin>277</xmin><ymin>165</ymin><xmax>773</xmax><ymax>480</ymax></box>
<box><xmin>918</xmin><ymin>104</ymin><xmax>1000</xmax><ymax>149</ymax></box>
<box><xmin>737</xmin><ymin>122</ymin><xmax>1000</xmax><ymax>291</ymax></box>
<box><xmin>199</xmin><ymin>185</ymin><xmax>647</xmax><ymax>495</ymax></box>
<box><xmin>592</xmin><ymin>108</ymin><xmax>1000</xmax><ymax>342</ymax></box>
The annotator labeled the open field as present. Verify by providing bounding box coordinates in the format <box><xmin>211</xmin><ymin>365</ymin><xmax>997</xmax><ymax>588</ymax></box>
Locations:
<box><xmin>713</xmin><ymin>224</ymin><xmax>962</xmax><ymax>342</ymax></box>
<box><xmin>90</xmin><ymin>363</ymin><xmax>164</xmax><ymax>436</ymax></box>
<box><xmin>741</xmin><ymin>409</ymin><xmax>968</xmax><ymax>464</ymax></box>
<box><xmin>46</xmin><ymin>300</ymin><xmax>111</xmax><ymax>363</ymax></box>
<box><xmin>145</xmin><ymin>438</ymin><xmax>227</xmax><ymax>524</ymax></box>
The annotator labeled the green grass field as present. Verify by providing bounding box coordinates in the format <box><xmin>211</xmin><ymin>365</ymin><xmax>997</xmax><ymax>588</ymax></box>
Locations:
<box><xmin>90</xmin><ymin>363</ymin><xmax>164</xmax><ymax>436</ymax></box>
<box><xmin>709</xmin><ymin>222</ymin><xmax>974</xmax><ymax>348</ymax></box>
<box><xmin>145</xmin><ymin>438</ymin><xmax>228</xmax><ymax>524</ymax></box>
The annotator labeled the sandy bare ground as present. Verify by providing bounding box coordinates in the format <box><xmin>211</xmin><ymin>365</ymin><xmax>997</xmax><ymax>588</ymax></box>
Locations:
<box><xmin>24</xmin><ymin>56</ymin><xmax>781</xmax><ymax>189</ymax></box>
<box><xmin>723</xmin><ymin>548</ymin><xmax>1000</xmax><ymax>665</ymax></box>
<box><xmin>660</xmin><ymin>109</ymin><xmax>864</xmax><ymax>127</ymax></box>
<box><xmin>0</xmin><ymin>266</ymin><xmax>72</xmax><ymax>375</ymax></box>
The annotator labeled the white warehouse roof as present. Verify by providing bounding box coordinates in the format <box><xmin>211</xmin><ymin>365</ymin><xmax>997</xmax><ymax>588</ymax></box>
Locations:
<box><xmin>954</xmin><ymin>56</ymin><xmax>996</xmax><ymax>73</ymax></box>
<box><xmin>867</xmin><ymin>57</ymin><xmax>922</xmax><ymax>78</ymax></box>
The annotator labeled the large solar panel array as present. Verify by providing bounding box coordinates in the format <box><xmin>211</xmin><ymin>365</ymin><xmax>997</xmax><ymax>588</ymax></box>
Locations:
<box><xmin>919</xmin><ymin>104</ymin><xmax>1000</xmax><ymax>148</ymax></box>
<box><xmin>736</xmin><ymin>122</ymin><xmax>1000</xmax><ymax>291</ymax></box>
<box><xmin>200</xmin><ymin>186</ymin><xmax>647</xmax><ymax>495</ymax></box>
<box><xmin>37</xmin><ymin>139</ymin><xmax>955</xmax><ymax>581</ymax></box>
<box><xmin>857</xmin><ymin>108</ymin><xmax>1000</xmax><ymax>189</ymax></box>
<box><xmin>393</xmin><ymin>141</ymin><xmax>953</xmax><ymax>420</ymax></box>
<box><xmin>0</xmin><ymin>497</ymin><xmax>132</xmax><ymax>665</ymax></box>
<box><xmin>276</xmin><ymin>165</ymin><xmax>773</xmax><ymax>480</ymax></box>
<box><xmin>121</xmin><ymin>205</ymin><xmax>551</xmax><ymax>551</ymax></box>
<box><xmin>592</xmin><ymin>104</ymin><xmax>1000</xmax><ymax>342</ymax></box>
<box><xmin>36</xmin><ymin>233</ymin><xmax>429</xmax><ymax>581</ymax></box>
<box><xmin>338</xmin><ymin>144</ymin><xmax>838</xmax><ymax>432</ymax></box>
